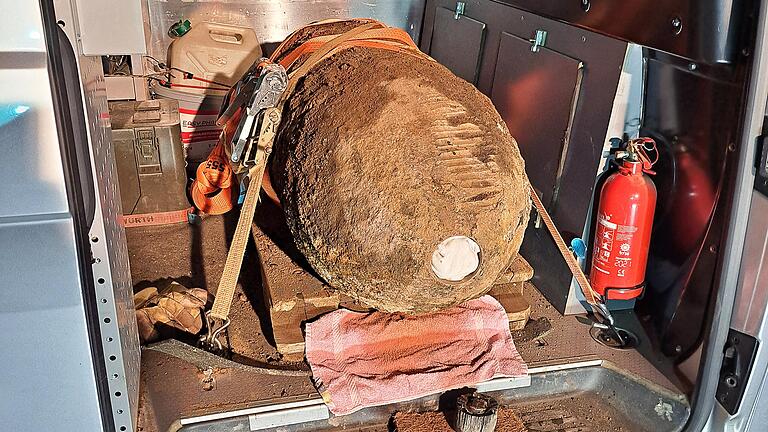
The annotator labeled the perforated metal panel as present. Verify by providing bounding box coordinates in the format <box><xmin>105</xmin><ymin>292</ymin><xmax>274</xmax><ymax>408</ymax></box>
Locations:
<box><xmin>145</xmin><ymin>0</ymin><xmax>426</xmax><ymax>60</ymax></box>
<box><xmin>79</xmin><ymin>53</ymin><xmax>140</xmax><ymax>432</ymax></box>
<box><xmin>54</xmin><ymin>0</ymin><xmax>140</xmax><ymax>428</ymax></box>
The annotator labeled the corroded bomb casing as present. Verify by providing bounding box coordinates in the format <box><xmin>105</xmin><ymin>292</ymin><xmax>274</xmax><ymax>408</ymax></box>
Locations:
<box><xmin>270</xmin><ymin>21</ymin><xmax>531</xmax><ymax>313</ymax></box>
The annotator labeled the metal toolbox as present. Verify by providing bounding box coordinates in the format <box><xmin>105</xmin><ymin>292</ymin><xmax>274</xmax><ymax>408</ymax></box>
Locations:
<box><xmin>109</xmin><ymin>99</ymin><xmax>189</xmax><ymax>215</ymax></box>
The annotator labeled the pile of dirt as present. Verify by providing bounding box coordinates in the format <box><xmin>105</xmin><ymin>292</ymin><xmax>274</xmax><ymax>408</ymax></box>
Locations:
<box><xmin>392</xmin><ymin>409</ymin><xmax>527</xmax><ymax>432</ymax></box>
<box><xmin>511</xmin><ymin>393</ymin><xmax>633</xmax><ymax>432</ymax></box>
<box><xmin>271</xmin><ymin>22</ymin><xmax>530</xmax><ymax>314</ymax></box>
<box><xmin>125</xmin><ymin>214</ymin><xmax>305</xmax><ymax>370</ymax></box>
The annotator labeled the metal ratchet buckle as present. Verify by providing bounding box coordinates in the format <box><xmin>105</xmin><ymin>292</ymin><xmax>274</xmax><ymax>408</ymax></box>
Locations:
<box><xmin>227</xmin><ymin>62</ymin><xmax>287</xmax><ymax>168</ymax></box>
<box><xmin>589</xmin><ymin>300</ymin><xmax>627</xmax><ymax>346</ymax></box>
<box><xmin>199</xmin><ymin>311</ymin><xmax>231</xmax><ymax>353</ymax></box>
<box><xmin>217</xmin><ymin>59</ymin><xmax>266</xmax><ymax>125</ymax></box>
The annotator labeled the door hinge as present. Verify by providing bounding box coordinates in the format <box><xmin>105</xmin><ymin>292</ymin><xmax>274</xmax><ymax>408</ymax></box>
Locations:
<box><xmin>754</xmin><ymin>132</ymin><xmax>768</xmax><ymax>196</ymax></box>
<box><xmin>454</xmin><ymin>1</ymin><xmax>466</xmax><ymax>19</ymax></box>
<box><xmin>530</xmin><ymin>29</ymin><xmax>548</xmax><ymax>53</ymax></box>
<box><xmin>715</xmin><ymin>329</ymin><xmax>759</xmax><ymax>415</ymax></box>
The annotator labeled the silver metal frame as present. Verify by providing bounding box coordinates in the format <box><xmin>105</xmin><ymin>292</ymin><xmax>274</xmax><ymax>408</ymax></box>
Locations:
<box><xmin>54</xmin><ymin>1</ymin><xmax>141</xmax><ymax>430</ymax></box>
<box><xmin>82</xmin><ymin>52</ymin><xmax>140</xmax><ymax>432</ymax></box>
<box><xmin>0</xmin><ymin>2</ymin><xmax>106</xmax><ymax>431</ymax></box>
<box><xmin>175</xmin><ymin>363</ymin><xmax>580</xmax><ymax>431</ymax></box>
<box><xmin>715</xmin><ymin>192</ymin><xmax>768</xmax><ymax>431</ymax></box>
<box><xmin>694</xmin><ymin>1</ymin><xmax>768</xmax><ymax>430</ymax></box>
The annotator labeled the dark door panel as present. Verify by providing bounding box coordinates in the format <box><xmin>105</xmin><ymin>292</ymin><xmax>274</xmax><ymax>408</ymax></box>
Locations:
<box><xmin>492</xmin><ymin>0</ymin><xmax>748</xmax><ymax>64</ymax></box>
<box><xmin>422</xmin><ymin>0</ymin><xmax>626</xmax><ymax>312</ymax></box>
<box><xmin>490</xmin><ymin>32</ymin><xmax>582</xmax><ymax>208</ymax></box>
<box><xmin>429</xmin><ymin>6</ymin><xmax>486</xmax><ymax>84</ymax></box>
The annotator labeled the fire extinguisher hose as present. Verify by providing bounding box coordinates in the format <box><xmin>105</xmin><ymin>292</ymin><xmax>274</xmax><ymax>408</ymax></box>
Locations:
<box><xmin>528</xmin><ymin>185</ymin><xmax>616</xmax><ymax>327</ymax></box>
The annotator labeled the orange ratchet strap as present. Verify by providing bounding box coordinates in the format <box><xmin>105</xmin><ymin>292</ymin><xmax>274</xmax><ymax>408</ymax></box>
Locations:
<box><xmin>190</xmin><ymin>139</ymin><xmax>237</xmax><ymax>215</ymax></box>
<box><xmin>120</xmin><ymin>207</ymin><xmax>195</xmax><ymax>228</ymax></box>
<box><xmin>274</xmin><ymin>27</ymin><xmax>421</xmax><ymax>69</ymax></box>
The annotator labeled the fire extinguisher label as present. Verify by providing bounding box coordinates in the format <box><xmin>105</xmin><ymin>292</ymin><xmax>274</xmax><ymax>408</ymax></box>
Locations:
<box><xmin>594</xmin><ymin>214</ymin><xmax>640</xmax><ymax>279</ymax></box>
<box><xmin>614</xmin><ymin>225</ymin><xmax>637</xmax><ymax>277</ymax></box>
<box><xmin>594</xmin><ymin>215</ymin><xmax>616</xmax><ymax>274</ymax></box>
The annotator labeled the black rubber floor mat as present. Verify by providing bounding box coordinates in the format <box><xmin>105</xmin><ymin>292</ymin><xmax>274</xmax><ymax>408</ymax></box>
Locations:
<box><xmin>498</xmin><ymin>366</ymin><xmax>689</xmax><ymax>432</ymax></box>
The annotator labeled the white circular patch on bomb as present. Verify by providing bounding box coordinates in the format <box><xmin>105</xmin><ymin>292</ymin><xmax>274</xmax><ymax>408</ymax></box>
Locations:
<box><xmin>431</xmin><ymin>236</ymin><xmax>481</xmax><ymax>282</ymax></box>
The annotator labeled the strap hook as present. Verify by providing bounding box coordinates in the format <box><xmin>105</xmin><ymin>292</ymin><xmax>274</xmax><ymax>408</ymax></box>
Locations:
<box><xmin>198</xmin><ymin>311</ymin><xmax>231</xmax><ymax>353</ymax></box>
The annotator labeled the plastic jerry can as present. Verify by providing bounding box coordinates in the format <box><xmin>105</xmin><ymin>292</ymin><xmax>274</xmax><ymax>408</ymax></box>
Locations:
<box><xmin>109</xmin><ymin>99</ymin><xmax>190</xmax><ymax>215</ymax></box>
<box><xmin>167</xmin><ymin>21</ymin><xmax>262</xmax><ymax>94</ymax></box>
<box><xmin>150</xmin><ymin>81</ymin><xmax>224</xmax><ymax>163</ymax></box>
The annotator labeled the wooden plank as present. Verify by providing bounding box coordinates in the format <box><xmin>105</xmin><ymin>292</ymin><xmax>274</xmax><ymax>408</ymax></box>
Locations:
<box><xmin>253</xmin><ymin>227</ymin><xmax>339</xmax><ymax>315</ymax></box>
<box><xmin>495</xmin><ymin>255</ymin><xmax>534</xmax><ymax>284</ymax></box>
<box><xmin>489</xmin><ymin>281</ymin><xmax>532</xmax><ymax>331</ymax></box>
<box><xmin>252</xmin><ymin>224</ymin><xmax>340</xmax><ymax>359</ymax></box>
<box><xmin>275</xmin><ymin>341</ymin><xmax>306</xmax><ymax>359</ymax></box>
<box><xmin>271</xmin><ymin>305</ymin><xmax>306</xmax><ymax>361</ymax></box>
<box><xmin>492</xmin><ymin>282</ymin><xmax>525</xmax><ymax>296</ymax></box>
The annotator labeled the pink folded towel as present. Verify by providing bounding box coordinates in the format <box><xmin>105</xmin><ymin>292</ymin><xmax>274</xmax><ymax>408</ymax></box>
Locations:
<box><xmin>305</xmin><ymin>295</ymin><xmax>528</xmax><ymax>415</ymax></box>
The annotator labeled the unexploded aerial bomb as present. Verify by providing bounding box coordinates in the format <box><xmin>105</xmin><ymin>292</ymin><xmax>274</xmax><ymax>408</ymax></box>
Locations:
<box><xmin>269</xmin><ymin>19</ymin><xmax>531</xmax><ymax>313</ymax></box>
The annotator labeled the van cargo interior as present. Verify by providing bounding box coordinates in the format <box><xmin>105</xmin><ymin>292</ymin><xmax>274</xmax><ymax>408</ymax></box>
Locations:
<box><xmin>43</xmin><ymin>0</ymin><xmax>764</xmax><ymax>431</ymax></box>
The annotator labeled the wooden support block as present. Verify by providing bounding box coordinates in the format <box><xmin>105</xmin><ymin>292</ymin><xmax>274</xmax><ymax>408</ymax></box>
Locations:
<box><xmin>495</xmin><ymin>256</ymin><xmax>534</xmax><ymax>284</ymax></box>
<box><xmin>252</xmin><ymin>212</ymin><xmax>535</xmax><ymax>359</ymax></box>
<box><xmin>253</xmin><ymin>226</ymin><xmax>339</xmax><ymax>359</ymax></box>
<box><xmin>489</xmin><ymin>281</ymin><xmax>533</xmax><ymax>331</ymax></box>
<box><xmin>271</xmin><ymin>304</ymin><xmax>306</xmax><ymax>360</ymax></box>
<box><xmin>338</xmin><ymin>294</ymin><xmax>375</xmax><ymax>312</ymax></box>
<box><xmin>456</xmin><ymin>393</ymin><xmax>499</xmax><ymax>432</ymax></box>
<box><xmin>492</xmin><ymin>282</ymin><xmax>525</xmax><ymax>296</ymax></box>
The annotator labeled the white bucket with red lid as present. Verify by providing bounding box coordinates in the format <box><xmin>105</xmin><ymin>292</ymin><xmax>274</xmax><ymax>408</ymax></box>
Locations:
<box><xmin>150</xmin><ymin>82</ymin><xmax>225</xmax><ymax>163</ymax></box>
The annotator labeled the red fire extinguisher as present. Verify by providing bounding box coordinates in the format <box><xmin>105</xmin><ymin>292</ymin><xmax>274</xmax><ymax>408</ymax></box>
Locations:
<box><xmin>590</xmin><ymin>138</ymin><xmax>658</xmax><ymax>301</ymax></box>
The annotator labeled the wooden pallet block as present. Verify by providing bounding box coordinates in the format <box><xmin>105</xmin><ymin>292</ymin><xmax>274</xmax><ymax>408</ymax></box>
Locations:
<box><xmin>489</xmin><ymin>281</ymin><xmax>534</xmax><ymax>331</ymax></box>
<box><xmin>252</xmin><ymin>226</ymin><xmax>339</xmax><ymax>360</ymax></box>
<box><xmin>254</xmin><ymin>214</ymin><xmax>536</xmax><ymax>357</ymax></box>
<box><xmin>489</xmin><ymin>255</ymin><xmax>536</xmax><ymax>331</ymax></box>
<box><xmin>496</xmin><ymin>255</ymin><xmax>535</xmax><ymax>284</ymax></box>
